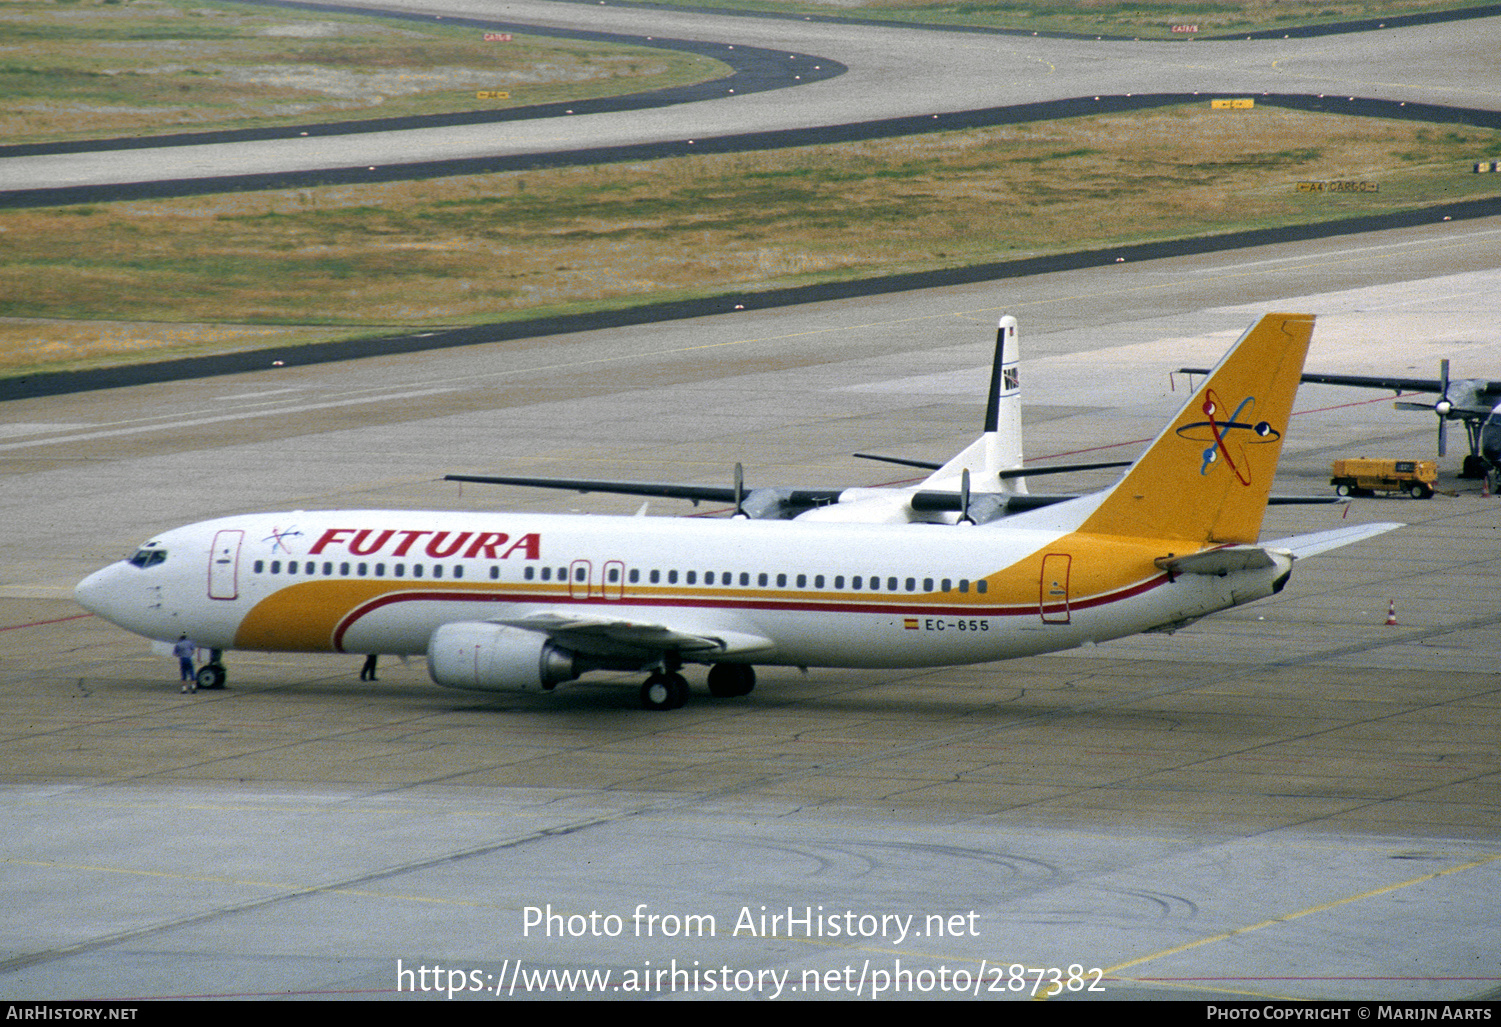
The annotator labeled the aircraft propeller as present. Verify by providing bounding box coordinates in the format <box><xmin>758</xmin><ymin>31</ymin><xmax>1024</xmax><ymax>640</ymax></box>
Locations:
<box><xmin>1394</xmin><ymin>358</ymin><xmax>1452</xmax><ymax>457</ymax></box>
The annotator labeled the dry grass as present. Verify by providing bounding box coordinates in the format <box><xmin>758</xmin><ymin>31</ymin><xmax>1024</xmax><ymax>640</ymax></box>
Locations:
<box><xmin>0</xmin><ymin>318</ymin><xmax>374</xmax><ymax>374</ymax></box>
<box><xmin>4</xmin><ymin>104</ymin><xmax>1500</xmax><ymax>375</ymax></box>
<box><xmin>630</xmin><ymin>0</ymin><xmax>1482</xmax><ymax>37</ymax></box>
<box><xmin>0</xmin><ymin>0</ymin><xmax>727</xmax><ymax>144</ymax></box>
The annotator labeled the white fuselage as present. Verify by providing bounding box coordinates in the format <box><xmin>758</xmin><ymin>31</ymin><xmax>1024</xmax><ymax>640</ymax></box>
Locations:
<box><xmin>75</xmin><ymin>507</ymin><xmax>1284</xmax><ymax>670</ymax></box>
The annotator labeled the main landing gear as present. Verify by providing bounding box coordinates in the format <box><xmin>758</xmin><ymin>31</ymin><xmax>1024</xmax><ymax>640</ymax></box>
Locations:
<box><xmin>639</xmin><ymin>662</ymin><xmax>756</xmax><ymax>710</ymax></box>
<box><xmin>195</xmin><ymin>649</ymin><xmax>227</xmax><ymax>690</ymax></box>
<box><xmin>641</xmin><ymin>671</ymin><xmax>689</xmax><ymax>711</ymax></box>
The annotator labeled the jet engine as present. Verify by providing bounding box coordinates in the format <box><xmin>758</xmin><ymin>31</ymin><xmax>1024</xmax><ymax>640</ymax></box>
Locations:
<box><xmin>427</xmin><ymin>622</ymin><xmax>579</xmax><ymax>693</ymax></box>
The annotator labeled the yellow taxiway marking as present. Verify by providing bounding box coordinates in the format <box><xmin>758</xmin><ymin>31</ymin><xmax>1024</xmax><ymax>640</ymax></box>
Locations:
<box><xmin>1089</xmin><ymin>853</ymin><xmax>1501</xmax><ymax>998</ymax></box>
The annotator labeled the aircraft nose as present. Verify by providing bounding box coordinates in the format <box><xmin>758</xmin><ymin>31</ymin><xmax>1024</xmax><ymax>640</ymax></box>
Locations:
<box><xmin>75</xmin><ymin>563</ymin><xmax>131</xmax><ymax>626</ymax></box>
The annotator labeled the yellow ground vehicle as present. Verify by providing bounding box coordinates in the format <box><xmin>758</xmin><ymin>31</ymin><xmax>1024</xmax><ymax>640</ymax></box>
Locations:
<box><xmin>1330</xmin><ymin>458</ymin><xmax>1437</xmax><ymax>499</ymax></box>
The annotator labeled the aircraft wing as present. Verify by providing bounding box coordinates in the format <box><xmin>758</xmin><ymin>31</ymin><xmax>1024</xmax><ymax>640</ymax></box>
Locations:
<box><xmin>446</xmin><ymin>473</ymin><xmax>741</xmax><ymax>505</ymax></box>
<box><xmin>1179</xmin><ymin>367</ymin><xmax>1445</xmax><ymax>393</ymax></box>
<box><xmin>1180</xmin><ymin>368</ymin><xmax>1501</xmax><ymax>405</ymax></box>
<box><xmin>494</xmin><ymin>611</ymin><xmax>775</xmax><ymax>660</ymax></box>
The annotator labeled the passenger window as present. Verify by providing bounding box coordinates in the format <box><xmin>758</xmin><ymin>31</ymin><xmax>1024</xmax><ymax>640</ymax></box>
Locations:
<box><xmin>254</xmin><ymin>560</ymin><xmax>264</xmax><ymax>573</ymax></box>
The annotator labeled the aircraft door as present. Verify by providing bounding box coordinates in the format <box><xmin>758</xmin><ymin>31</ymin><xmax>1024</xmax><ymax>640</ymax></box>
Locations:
<box><xmin>603</xmin><ymin>560</ymin><xmax>625</xmax><ymax>600</ymax></box>
<box><xmin>208</xmin><ymin>529</ymin><xmax>243</xmax><ymax>601</ymax></box>
<box><xmin>568</xmin><ymin>559</ymin><xmax>592</xmax><ymax>599</ymax></box>
<box><xmin>1039</xmin><ymin>553</ymin><xmax>1071</xmax><ymax>624</ymax></box>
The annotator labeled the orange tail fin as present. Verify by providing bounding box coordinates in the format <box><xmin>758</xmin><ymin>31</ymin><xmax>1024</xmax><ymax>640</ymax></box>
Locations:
<box><xmin>1080</xmin><ymin>313</ymin><xmax>1315</xmax><ymax>545</ymax></box>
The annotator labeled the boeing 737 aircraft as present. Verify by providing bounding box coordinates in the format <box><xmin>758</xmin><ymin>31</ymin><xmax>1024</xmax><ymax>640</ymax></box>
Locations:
<box><xmin>75</xmin><ymin>313</ymin><xmax>1398</xmax><ymax>710</ymax></box>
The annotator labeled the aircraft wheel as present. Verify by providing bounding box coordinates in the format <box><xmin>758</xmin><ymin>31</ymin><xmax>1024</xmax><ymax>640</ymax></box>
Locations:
<box><xmin>195</xmin><ymin>664</ymin><xmax>226</xmax><ymax>690</ymax></box>
<box><xmin>707</xmin><ymin>663</ymin><xmax>755</xmax><ymax>698</ymax></box>
<box><xmin>641</xmin><ymin>672</ymin><xmax>688</xmax><ymax>711</ymax></box>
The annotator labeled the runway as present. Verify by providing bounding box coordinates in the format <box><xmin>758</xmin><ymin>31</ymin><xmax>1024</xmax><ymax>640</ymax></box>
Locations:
<box><xmin>4</xmin><ymin>216</ymin><xmax>1500</xmax><ymax>1000</ymax></box>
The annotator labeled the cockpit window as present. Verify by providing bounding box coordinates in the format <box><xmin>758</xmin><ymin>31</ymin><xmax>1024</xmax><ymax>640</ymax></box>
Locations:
<box><xmin>127</xmin><ymin>548</ymin><xmax>167</xmax><ymax>569</ymax></box>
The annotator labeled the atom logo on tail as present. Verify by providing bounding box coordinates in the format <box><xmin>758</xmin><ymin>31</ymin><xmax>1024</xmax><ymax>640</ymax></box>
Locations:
<box><xmin>1175</xmin><ymin>389</ymin><xmax>1279</xmax><ymax>485</ymax></box>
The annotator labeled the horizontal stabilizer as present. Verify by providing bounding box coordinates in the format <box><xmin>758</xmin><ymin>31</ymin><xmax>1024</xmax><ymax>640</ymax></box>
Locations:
<box><xmin>1261</xmin><ymin>521</ymin><xmax>1402</xmax><ymax>559</ymax></box>
<box><xmin>1155</xmin><ymin>546</ymin><xmax>1276</xmax><ymax>575</ymax></box>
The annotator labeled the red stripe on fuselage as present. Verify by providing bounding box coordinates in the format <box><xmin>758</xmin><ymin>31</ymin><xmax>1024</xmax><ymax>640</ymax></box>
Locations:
<box><xmin>325</xmin><ymin>574</ymin><xmax>1172</xmax><ymax>652</ymax></box>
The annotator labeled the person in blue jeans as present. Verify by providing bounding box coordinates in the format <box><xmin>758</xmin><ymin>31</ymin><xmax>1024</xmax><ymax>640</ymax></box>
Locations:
<box><xmin>174</xmin><ymin>635</ymin><xmax>197</xmax><ymax>693</ymax></box>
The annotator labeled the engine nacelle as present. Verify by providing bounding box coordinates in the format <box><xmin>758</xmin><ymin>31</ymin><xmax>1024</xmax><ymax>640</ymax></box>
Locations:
<box><xmin>427</xmin><ymin>622</ymin><xmax>579</xmax><ymax>693</ymax></box>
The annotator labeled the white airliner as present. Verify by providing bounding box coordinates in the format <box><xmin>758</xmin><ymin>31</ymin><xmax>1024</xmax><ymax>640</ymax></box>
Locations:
<box><xmin>75</xmin><ymin>313</ymin><xmax>1399</xmax><ymax>709</ymax></box>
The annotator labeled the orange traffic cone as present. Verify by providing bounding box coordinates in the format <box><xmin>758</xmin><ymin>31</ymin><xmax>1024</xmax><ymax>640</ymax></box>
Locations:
<box><xmin>1384</xmin><ymin>600</ymin><xmax>1398</xmax><ymax>626</ymax></box>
